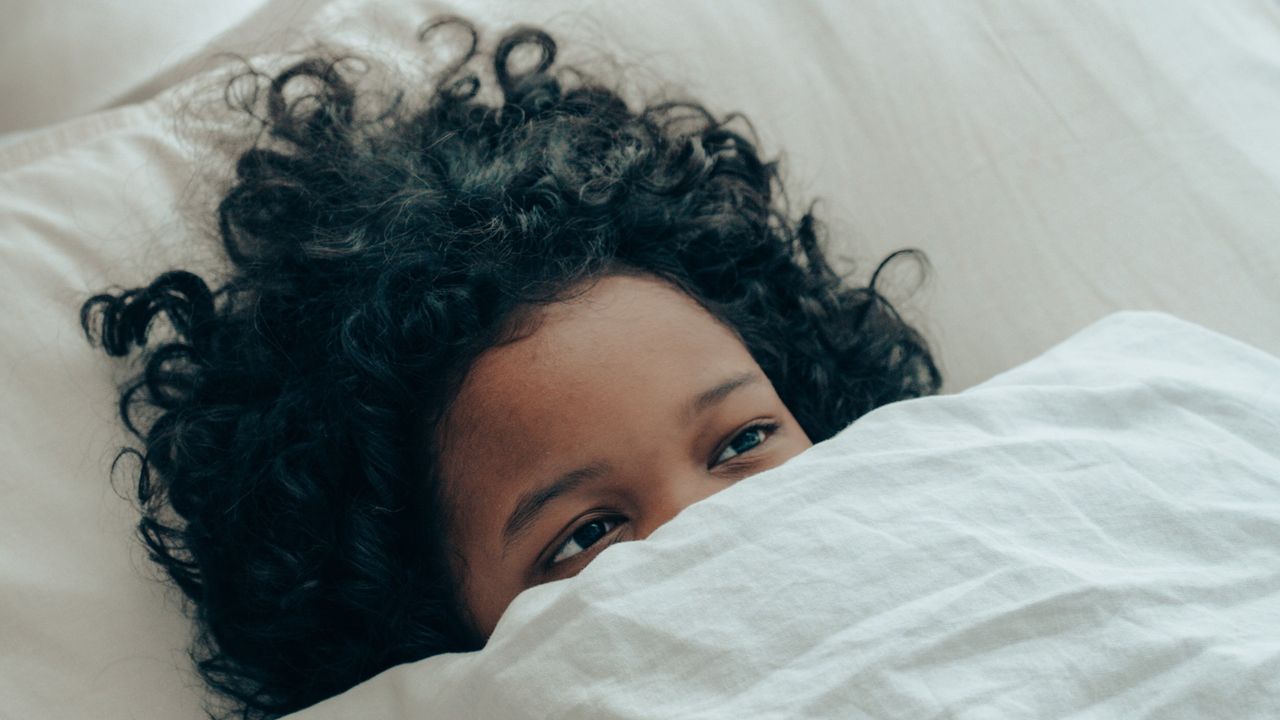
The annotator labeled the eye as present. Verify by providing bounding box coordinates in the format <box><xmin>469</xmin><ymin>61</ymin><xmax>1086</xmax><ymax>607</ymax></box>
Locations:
<box><xmin>550</xmin><ymin>516</ymin><xmax>623</xmax><ymax>565</ymax></box>
<box><xmin>713</xmin><ymin>422</ymin><xmax>779</xmax><ymax>466</ymax></box>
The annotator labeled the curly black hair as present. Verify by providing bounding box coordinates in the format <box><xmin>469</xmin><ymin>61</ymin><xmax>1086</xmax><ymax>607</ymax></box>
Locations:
<box><xmin>80</xmin><ymin>16</ymin><xmax>941</xmax><ymax>720</ymax></box>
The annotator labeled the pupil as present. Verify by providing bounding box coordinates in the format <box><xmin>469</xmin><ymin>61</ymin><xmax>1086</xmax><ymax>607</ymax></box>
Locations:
<box><xmin>574</xmin><ymin>520</ymin><xmax>607</xmax><ymax>547</ymax></box>
<box><xmin>733</xmin><ymin>429</ymin><xmax>762</xmax><ymax>453</ymax></box>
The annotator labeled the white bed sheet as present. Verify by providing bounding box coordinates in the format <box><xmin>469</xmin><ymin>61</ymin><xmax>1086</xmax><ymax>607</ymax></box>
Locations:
<box><xmin>288</xmin><ymin>311</ymin><xmax>1280</xmax><ymax>719</ymax></box>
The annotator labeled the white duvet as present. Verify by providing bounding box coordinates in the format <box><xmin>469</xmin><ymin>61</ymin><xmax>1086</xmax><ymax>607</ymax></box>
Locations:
<box><xmin>285</xmin><ymin>311</ymin><xmax>1280</xmax><ymax>719</ymax></box>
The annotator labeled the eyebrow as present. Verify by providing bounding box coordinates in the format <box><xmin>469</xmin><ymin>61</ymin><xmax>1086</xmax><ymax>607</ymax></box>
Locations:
<box><xmin>503</xmin><ymin>462</ymin><xmax>610</xmax><ymax>553</ymax></box>
<box><xmin>500</xmin><ymin>371</ymin><xmax>763</xmax><ymax>554</ymax></box>
<box><xmin>684</xmin><ymin>371</ymin><xmax>762</xmax><ymax>422</ymax></box>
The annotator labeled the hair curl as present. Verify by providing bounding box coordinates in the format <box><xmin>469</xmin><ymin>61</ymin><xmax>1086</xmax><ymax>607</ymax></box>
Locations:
<box><xmin>81</xmin><ymin>16</ymin><xmax>941</xmax><ymax>720</ymax></box>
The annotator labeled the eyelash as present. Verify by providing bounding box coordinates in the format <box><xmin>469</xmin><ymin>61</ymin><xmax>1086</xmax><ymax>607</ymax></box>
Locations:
<box><xmin>544</xmin><ymin>421</ymin><xmax>781</xmax><ymax>570</ymax></box>
<box><xmin>548</xmin><ymin>515</ymin><xmax>624</xmax><ymax>567</ymax></box>
<box><xmin>710</xmin><ymin>421</ymin><xmax>780</xmax><ymax>469</ymax></box>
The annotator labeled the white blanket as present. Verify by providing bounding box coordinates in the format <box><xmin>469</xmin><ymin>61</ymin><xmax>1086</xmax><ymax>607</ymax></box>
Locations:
<box><xmin>287</xmin><ymin>311</ymin><xmax>1280</xmax><ymax>719</ymax></box>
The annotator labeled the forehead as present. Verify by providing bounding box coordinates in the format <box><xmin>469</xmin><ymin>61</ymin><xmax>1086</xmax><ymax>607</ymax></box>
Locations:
<box><xmin>452</xmin><ymin>274</ymin><xmax>753</xmax><ymax>425</ymax></box>
<box><xmin>438</xmin><ymin>273</ymin><xmax>756</xmax><ymax>516</ymax></box>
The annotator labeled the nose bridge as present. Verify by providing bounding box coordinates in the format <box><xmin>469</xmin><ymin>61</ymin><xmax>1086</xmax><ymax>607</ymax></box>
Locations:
<box><xmin>640</xmin><ymin>470</ymin><xmax>729</xmax><ymax>539</ymax></box>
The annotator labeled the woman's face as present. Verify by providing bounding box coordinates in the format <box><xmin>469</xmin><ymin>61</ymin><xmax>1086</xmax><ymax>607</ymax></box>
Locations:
<box><xmin>438</xmin><ymin>273</ymin><xmax>813</xmax><ymax>636</ymax></box>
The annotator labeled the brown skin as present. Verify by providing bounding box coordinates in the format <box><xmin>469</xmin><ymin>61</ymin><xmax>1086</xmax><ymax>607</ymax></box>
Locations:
<box><xmin>438</xmin><ymin>274</ymin><xmax>814</xmax><ymax>637</ymax></box>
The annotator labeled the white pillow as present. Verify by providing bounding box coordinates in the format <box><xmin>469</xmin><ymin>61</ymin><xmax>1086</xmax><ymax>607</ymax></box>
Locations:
<box><xmin>286</xmin><ymin>311</ymin><xmax>1280</xmax><ymax>719</ymax></box>
<box><xmin>4</xmin><ymin>1</ymin><xmax>1280</xmax><ymax>718</ymax></box>
<box><xmin>0</xmin><ymin>103</ymin><xmax>202</xmax><ymax>720</ymax></box>
<box><xmin>0</xmin><ymin>0</ymin><xmax>338</xmax><ymax>137</ymax></box>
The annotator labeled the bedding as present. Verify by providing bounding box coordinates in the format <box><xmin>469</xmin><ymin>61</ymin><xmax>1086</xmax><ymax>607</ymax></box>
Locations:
<box><xmin>0</xmin><ymin>0</ymin><xmax>332</xmax><ymax>137</ymax></box>
<box><xmin>286</xmin><ymin>310</ymin><xmax>1280</xmax><ymax>719</ymax></box>
<box><xmin>4</xmin><ymin>1</ymin><xmax>1280</xmax><ymax>718</ymax></box>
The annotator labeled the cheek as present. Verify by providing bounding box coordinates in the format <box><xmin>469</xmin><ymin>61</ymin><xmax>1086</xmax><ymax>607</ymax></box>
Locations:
<box><xmin>786</xmin><ymin>425</ymin><xmax>813</xmax><ymax>452</ymax></box>
<box><xmin>450</xmin><ymin>516</ymin><xmax>527</xmax><ymax>640</ymax></box>
<box><xmin>461</xmin><ymin>570</ymin><xmax>510</xmax><ymax>639</ymax></box>
<box><xmin>437</xmin><ymin>472</ymin><xmax>518</xmax><ymax>639</ymax></box>
<box><xmin>771</xmin><ymin>428</ymin><xmax>813</xmax><ymax>468</ymax></box>
<box><xmin>777</xmin><ymin>424</ymin><xmax>814</xmax><ymax>467</ymax></box>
